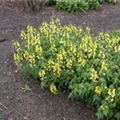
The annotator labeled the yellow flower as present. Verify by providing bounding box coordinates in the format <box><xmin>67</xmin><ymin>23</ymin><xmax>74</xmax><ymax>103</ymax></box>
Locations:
<box><xmin>99</xmin><ymin>51</ymin><xmax>105</xmax><ymax>59</ymax></box>
<box><xmin>101</xmin><ymin>61</ymin><xmax>108</xmax><ymax>71</ymax></box>
<box><xmin>14</xmin><ymin>53</ymin><xmax>22</xmax><ymax>66</ymax></box>
<box><xmin>14</xmin><ymin>41</ymin><xmax>20</xmax><ymax>49</ymax></box>
<box><xmin>107</xmin><ymin>88</ymin><xmax>116</xmax><ymax>102</ymax></box>
<box><xmin>95</xmin><ymin>86</ymin><xmax>102</xmax><ymax>95</ymax></box>
<box><xmin>23</xmin><ymin>51</ymin><xmax>29</xmax><ymax>60</ymax></box>
<box><xmin>39</xmin><ymin>70</ymin><xmax>45</xmax><ymax>80</ymax></box>
<box><xmin>50</xmin><ymin>44</ymin><xmax>57</xmax><ymax>52</ymax></box>
<box><xmin>111</xmin><ymin>38</ymin><xmax>119</xmax><ymax>46</ymax></box>
<box><xmin>66</xmin><ymin>59</ymin><xmax>72</xmax><ymax>69</ymax></box>
<box><xmin>14</xmin><ymin>53</ymin><xmax>20</xmax><ymax>62</ymax></box>
<box><xmin>104</xmin><ymin>33</ymin><xmax>110</xmax><ymax>41</ymax></box>
<box><xmin>90</xmin><ymin>68</ymin><xmax>98</xmax><ymax>82</ymax></box>
<box><xmin>86</xmin><ymin>26</ymin><xmax>90</xmax><ymax>34</ymax></box>
<box><xmin>108</xmin><ymin>88</ymin><xmax>116</xmax><ymax>98</ymax></box>
<box><xmin>77</xmin><ymin>53</ymin><xmax>86</xmax><ymax>67</ymax></box>
<box><xmin>59</xmin><ymin>40</ymin><xmax>66</xmax><ymax>46</ymax></box>
<box><xmin>27</xmin><ymin>53</ymin><xmax>35</xmax><ymax>67</ymax></box>
<box><xmin>61</xmin><ymin>48</ymin><xmax>66</xmax><ymax>57</ymax></box>
<box><xmin>50</xmin><ymin>84</ymin><xmax>58</xmax><ymax>94</ymax></box>
<box><xmin>35</xmin><ymin>46</ymin><xmax>42</xmax><ymax>53</ymax></box>
<box><xmin>20</xmin><ymin>30</ymin><xmax>26</xmax><ymax>39</ymax></box>
<box><xmin>57</xmin><ymin>54</ymin><xmax>63</xmax><ymax>63</ymax></box>
<box><xmin>48</xmin><ymin>59</ymin><xmax>55</xmax><ymax>65</ymax></box>
<box><xmin>53</xmin><ymin>63</ymin><xmax>61</xmax><ymax>77</ymax></box>
<box><xmin>70</xmin><ymin>44</ymin><xmax>76</xmax><ymax>55</ymax></box>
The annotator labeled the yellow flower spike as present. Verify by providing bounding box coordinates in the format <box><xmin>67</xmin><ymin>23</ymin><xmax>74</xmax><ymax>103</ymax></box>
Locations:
<box><xmin>94</xmin><ymin>42</ymin><xmax>98</xmax><ymax>50</ymax></box>
<box><xmin>57</xmin><ymin>54</ymin><xmax>63</xmax><ymax>63</ymax></box>
<box><xmin>86</xmin><ymin>26</ymin><xmax>90</xmax><ymax>34</ymax></box>
<box><xmin>99</xmin><ymin>32</ymin><xmax>104</xmax><ymax>39</ymax></box>
<box><xmin>28</xmin><ymin>53</ymin><xmax>35</xmax><ymax>67</ymax></box>
<box><xmin>95</xmin><ymin>86</ymin><xmax>102</xmax><ymax>96</ymax></box>
<box><xmin>108</xmin><ymin>88</ymin><xmax>116</xmax><ymax>99</ymax></box>
<box><xmin>14</xmin><ymin>53</ymin><xmax>19</xmax><ymax>62</ymax></box>
<box><xmin>27</xmin><ymin>25</ymin><xmax>30</xmax><ymax>30</ymax></box>
<box><xmin>89</xmin><ymin>68</ymin><xmax>98</xmax><ymax>82</ymax></box>
<box><xmin>115</xmin><ymin>46</ymin><xmax>120</xmax><ymax>52</ymax></box>
<box><xmin>66</xmin><ymin>59</ymin><xmax>72</xmax><ymax>69</ymax></box>
<box><xmin>55</xmin><ymin>18</ymin><xmax>60</xmax><ymax>24</ymax></box>
<box><xmin>70</xmin><ymin>44</ymin><xmax>77</xmax><ymax>55</ymax></box>
<box><xmin>53</xmin><ymin>63</ymin><xmax>61</xmax><ymax>77</ymax></box>
<box><xmin>48</xmin><ymin>59</ymin><xmax>55</xmax><ymax>66</ymax></box>
<box><xmin>60</xmin><ymin>48</ymin><xmax>66</xmax><ymax>57</ymax></box>
<box><xmin>99</xmin><ymin>51</ymin><xmax>106</xmax><ymax>59</ymax></box>
<box><xmin>50</xmin><ymin>44</ymin><xmax>57</xmax><ymax>52</ymax></box>
<box><xmin>59</xmin><ymin>40</ymin><xmax>66</xmax><ymax>46</ymax></box>
<box><xmin>35</xmin><ymin>45</ymin><xmax>42</xmax><ymax>54</ymax></box>
<box><xmin>14</xmin><ymin>41</ymin><xmax>20</xmax><ymax>49</ymax></box>
<box><xmin>39</xmin><ymin>70</ymin><xmax>45</xmax><ymax>80</ymax></box>
<box><xmin>111</xmin><ymin>38</ymin><xmax>119</xmax><ymax>46</ymax></box>
<box><xmin>50</xmin><ymin>84</ymin><xmax>58</xmax><ymax>94</ymax></box>
<box><xmin>23</xmin><ymin>51</ymin><xmax>29</xmax><ymax>60</ymax></box>
<box><xmin>101</xmin><ymin>61</ymin><xmax>108</xmax><ymax>71</ymax></box>
<box><xmin>20</xmin><ymin>30</ymin><xmax>26</xmax><ymax>39</ymax></box>
<box><xmin>78</xmin><ymin>26</ymin><xmax>83</xmax><ymax>33</ymax></box>
<box><xmin>66</xmin><ymin>33</ymin><xmax>70</xmax><ymax>39</ymax></box>
<box><xmin>104</xmin><ymin>33</ymin><xmax>110</xmax><ymax>41</ymax></box>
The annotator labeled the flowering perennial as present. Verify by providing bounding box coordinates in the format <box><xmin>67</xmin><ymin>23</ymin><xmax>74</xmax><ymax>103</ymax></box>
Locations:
<box><xmin>14</xmin><ymin>19</ymin><xmax>120</xmax><ymax>119</ymax></box>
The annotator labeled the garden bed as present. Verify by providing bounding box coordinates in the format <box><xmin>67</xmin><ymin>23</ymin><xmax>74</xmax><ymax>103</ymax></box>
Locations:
<box><xmin>0</xmin><ymin>1</ymin><xmax>120</xmax><ymax>120</ymax></box>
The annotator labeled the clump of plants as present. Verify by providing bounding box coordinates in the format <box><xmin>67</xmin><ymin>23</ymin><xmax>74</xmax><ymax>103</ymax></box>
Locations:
<box><xmin>49</xmin><ymin>0</ymin><xmax>116</xmax><ymax>12</ymax></box>
<box><xmin>14</xmin><ymin>19</ymin><xmax>120</xmax><ymax>119</ymax></box>
<box><xmin>49</xmin><ymin>0</ymin><xmax>57</xmax><ymax>6</ymax></box>
<box><xmin>56</xmin><ymin>0</ymin><xmax>100</xmax><ymax>12</ymax></box>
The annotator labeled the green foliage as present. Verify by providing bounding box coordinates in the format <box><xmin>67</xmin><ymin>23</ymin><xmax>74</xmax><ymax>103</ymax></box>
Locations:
<box><xmin>107</xmin><ymin>0</ymin><xmax>116</xmax><ymax>4</ymax></box>
<box><xmin>0</xmin><ymin>117</ymin><xmax>3</xmax><ymax>120</ymax></box>
<box><xmin>49</xmin><ymin>0</ymin><xmax>116</xmax><ymax>12</ymax></box>
<box><xmin>88</xmin><ymin>0</ymin><xmax>100</xmax><ymax>9</ymax></box>
<box><xmin>56</xmin><ymin>0</ymin><xmax>90</xmax><ymax>12</ymax></box>
<box><xmin>14</xmin><ymin>19</ymin><xmax>120</xmax><ymax>119</ymax></box>
<box><xmin>49</xmin><ymin>0</ymin><xmax>57</xmax><ymax>6</ymax></box>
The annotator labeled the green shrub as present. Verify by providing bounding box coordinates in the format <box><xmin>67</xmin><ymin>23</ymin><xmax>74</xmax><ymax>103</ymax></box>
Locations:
<box><xmin>106</xmin><ymin>0</ymin><xmax>116</xmax><ymax>4</ymax></box>
<box><xmin>56</xmin><ymin>0</ymin><xmax>89</xmax><ymax>12</ymax></box>
<box><xmin>49</xmin><ymin>0</ymin><xmax>116</xmax><ymax>12</ymax></box>
<box><xmin>14</xmin><ymin>19</ymin><xmax>120</xmax><ymax>119</ymax></box>
<box><xmin>49</xmin><ymin>0</ymin><xmax>57</xmax><ymax>6</ymax></box>
<box><xmin>88</xmin><ymin>0</ymin><xmax>100</xmax><ymax>9</ymax></box>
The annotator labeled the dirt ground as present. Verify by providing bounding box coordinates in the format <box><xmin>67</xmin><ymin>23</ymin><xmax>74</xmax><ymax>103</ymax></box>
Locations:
<box><xmin>0</xmin><ymin>1</ymin><xmax>120</xmax><ymax>120</ymax></box>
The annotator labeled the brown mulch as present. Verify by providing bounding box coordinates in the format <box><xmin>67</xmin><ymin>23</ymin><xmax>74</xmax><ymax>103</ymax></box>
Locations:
<box><xmin>0</xmin><ymin>1</ymin><xmax>120</xmax><ymax>120</ymax></box>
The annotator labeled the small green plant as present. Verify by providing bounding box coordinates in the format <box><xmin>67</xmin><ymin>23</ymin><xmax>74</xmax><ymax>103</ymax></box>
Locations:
<box><xmin>0</xmin><ymin>117</ymin><xmax>3</xmax><ymax>120</ymax></box>
<box><xmin>21</xmin><ymin>84</ymin><xmax>31</xmax><ymax>92</ymax></box>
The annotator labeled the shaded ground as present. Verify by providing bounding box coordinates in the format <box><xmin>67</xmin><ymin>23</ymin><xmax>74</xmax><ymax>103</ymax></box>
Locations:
<box><xmin>0</xmin><ymin>1</ymin><xmax>120</xmax><ymax>120</ymax></box>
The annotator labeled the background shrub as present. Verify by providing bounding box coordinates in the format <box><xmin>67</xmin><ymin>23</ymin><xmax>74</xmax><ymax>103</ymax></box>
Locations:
<box><xmin>49</xmin><ymin>0</ymin><xmax>116</xmax><ymax>12</ymax></box>
<box><xmin>56</xmin><ymin>0</ymin><xmax>90</xmax><ymax>12</ymax></box>
<box><xmin>14</xmin><ymin>19</ymin><xmax>120</xmax><ymax>119</ymax></box>
<box><xmin>49</xmin><ymin>0</ymin><xmax>57</xmax><ymax>6</ymax></box>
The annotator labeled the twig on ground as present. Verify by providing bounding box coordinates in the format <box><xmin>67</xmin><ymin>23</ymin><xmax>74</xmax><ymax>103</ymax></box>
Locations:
<box><xmin>19</xmin><ymin>95</ymin><xmax>24</xmax><ymax>107</ymax></box>
<box><xmin>0</xmin><ymin>103</ymin><xmax>8</xmax><ymax>110</ymax></box>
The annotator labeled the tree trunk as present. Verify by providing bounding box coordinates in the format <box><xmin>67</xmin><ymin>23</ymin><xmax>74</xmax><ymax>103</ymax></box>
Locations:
<box><xmin>22</xmin><ymin>0</ymin><xmax>48</xmax><ymax>12</ymax></box>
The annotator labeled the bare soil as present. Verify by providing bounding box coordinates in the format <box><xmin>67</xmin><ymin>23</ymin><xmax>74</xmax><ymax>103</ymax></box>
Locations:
<box><xmin>0</xmin><ymin>1</ymin><xmax>120</xmax><ymax>120</ymax></box>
